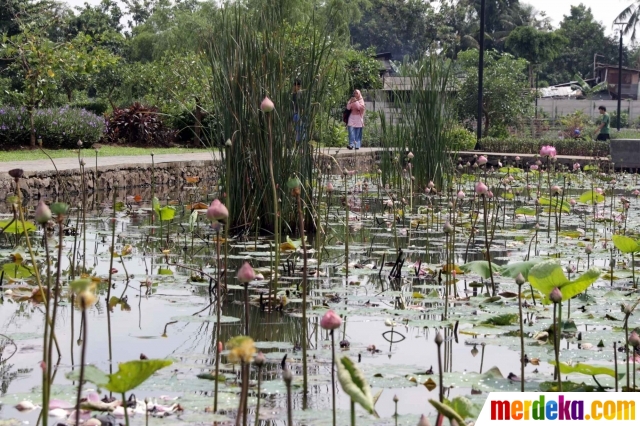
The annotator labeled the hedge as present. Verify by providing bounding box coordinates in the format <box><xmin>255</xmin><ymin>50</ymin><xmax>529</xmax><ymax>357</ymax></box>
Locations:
<box><xmin>0</xmin><ymin>106</ymin><xmax>104</xmax><ymax>149</ymax></box>
<box><xmin>479</xmin><ymin>137</ymin><xmax>609</xmax><ymax>157</ymax></box>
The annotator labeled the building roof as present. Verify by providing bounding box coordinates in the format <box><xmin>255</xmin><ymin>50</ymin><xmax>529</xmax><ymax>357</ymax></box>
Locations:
<box><xmin>595</xmin><ymin>63</ymin><xmax>640</xmax><ymax>73</ymax></box>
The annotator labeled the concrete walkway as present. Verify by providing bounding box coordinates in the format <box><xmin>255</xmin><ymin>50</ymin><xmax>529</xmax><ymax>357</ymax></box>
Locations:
<box><xmin>0</xmin><ymin>147</ymin><xmax>605</xmax><ymax>175</ymax></box>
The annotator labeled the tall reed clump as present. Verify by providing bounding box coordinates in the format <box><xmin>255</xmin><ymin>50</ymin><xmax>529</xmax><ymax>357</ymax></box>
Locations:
<box><xmin>201</xmin><ymin>3</ymin><xmax>336</xmax><ymax>234</ymax></box>
<box><xmin>379</xmin><ymin>57</ymin><xmax>453</xmax><ymax>189</ymax></box>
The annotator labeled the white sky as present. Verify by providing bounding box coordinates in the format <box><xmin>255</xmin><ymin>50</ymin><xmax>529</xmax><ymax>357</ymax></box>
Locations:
<box><xmin>59</xmin><ymin>0</ymin><xmax>630</xmax><ymax>37</ymax></box>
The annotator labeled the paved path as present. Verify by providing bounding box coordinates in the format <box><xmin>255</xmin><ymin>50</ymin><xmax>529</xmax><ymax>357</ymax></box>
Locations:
<box><xmin>0</xmin><ymin>147</ymin><xmax>604</xmax><ymax>175</ymax></box>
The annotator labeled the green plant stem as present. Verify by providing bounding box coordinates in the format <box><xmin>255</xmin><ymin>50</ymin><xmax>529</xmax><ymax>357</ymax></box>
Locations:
<box><xmin>625</xmin><ymin>314</ymin><xmax>631</xmax><ymax>391</ymax></box>
<box><xmin>330</xmin><ymin>330</ymin><xmax>336</xmax><ymax>426</ymax></box>
<box><xmin>344</xmin><ymin>174</ymin><xmax>350</xmax><ymax>277</ymax></box>
<box><xmin>267</xmin><ymin>114</ymin><xmax>280</xmax><ymax>304</ymax></box>
<box><xmin>518</xmin><ymin>284</ymin><xmax>525</xmax><ymax>392</ymax></box>
<box><xmin>122</xmin><ymin>393</ymin><xmax>130</xmax><ymax>426</ymax></box>
<box><xmin>42</xmin><ymin>229</ymin><xmax>52</xmax><ymax>425</ymax></box>
<box><xmin>254</xmin><ymin>366</ymin><xmax>262</xmax><ymax>425</ymax></box>
<box><xmin>75</xmin><ymin>300</ymin><xmax>88</xmax><ymax>426</ymax></box>
<box><xmin>350</xmin><ymin>399</ymin><xmax>355</xmax><ymax>426</ymax></box>
<box><xmin>106</xmin><ymin>190</ymin><xmax>117</xmax><ymax>381</ymax></box>
<box><xmin>297</xmin><ymin>193</ymin><xmax>309</xmax><ymax>404</ymax></box>
<box><xmin>554</xmin><ymin>302</ymin><xmax>562</xmax><ymax>391</ymax></box>
<box><xmin>482</xmin><ymin>195</ymin><xmax>496</xmax><ymax>296</ymax></box>
<box><xmin>214</xmin><ymin>229</ymin><xmax>221</xmax><ymax>412</ymax></box>
<box><xmin>615</xmin><ymin>342</ymin><xmax>619</xmax><ymax>392</ymax></box>
<box><xmin>437</xmin><ymin>340</ymin><xmax>443</xmax><ymax>402</ymax></box>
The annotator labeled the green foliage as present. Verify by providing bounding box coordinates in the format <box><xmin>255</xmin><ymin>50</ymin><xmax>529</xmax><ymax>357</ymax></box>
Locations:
<box><xmin>479</xmin><ymin>137</ymin><xmax>609</xmax><ymax>157</ymax></box>
<box><xmin>610</xmin><ymin>110</ymin><xmax>629</xmax><ymax>129</ymax></box>
<box><xmin>66</xmin><ymin>359</ymin><xmax>173</xmax><ymax>393</ymax></box>
<box><xmin>457</xmin><ymin>50</ymin><xmax>533</xmax><ymax>136</ymax></box>
<box><xmin>612</xmin><ymin>235</ymin><xmax>640</xmax><ymax>254</ymax></box>
<box><xmin>448</xmin><ymin>125</ymin><xmax>476</xmax><ymax>151</ymax></box>
<box><xmin>343</xmin><ymin>47</ymin><xmax>382</xmax><ymax>91</ymax></box>
<box><xmin>460</xmin><ymin>261</ymin><xmax>502</xmax><ymax>279</ymax></box>
<box><xmin>506</xmin><ymin>26</ymin><xmax>566</xmax><ymax>66</ymax></box>
<box><xmin>551</xmin><ymin>362</ymin><xmax>623</xmax><ymax>380</ymax></box>
<box><xmin>528</xmin><ymin>260</ymin><xmax>601</xmax><ymax>303</ymax></box>
<box><xmin>337</xmin><ymin>356</ymin><xmax>376</xmax><ymax>415</ymax></box>
<box><xmin>0</xmin><ymin>107</ymin><xmax>104</xmax><ymax>149</ymax></box>
<box><xmin>579</xmin><ymin>190</ymin><xmax>605</xmax><ymax>205</ymax></box>
<box><xmin>349</xmin><ymin>0</ymin><xmax>439</xmax><ymax>58</ymax></box>
<box><xmin>321</xmin><ymin>119</ymin><xmax>348</xmax><ymax>147</ymax></box>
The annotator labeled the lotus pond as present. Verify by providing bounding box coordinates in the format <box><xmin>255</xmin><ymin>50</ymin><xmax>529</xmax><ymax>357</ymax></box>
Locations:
<box><xmin>0</xmin><ymin>158</ymin><xmax>639</xmax><ymax>426</ymax></box>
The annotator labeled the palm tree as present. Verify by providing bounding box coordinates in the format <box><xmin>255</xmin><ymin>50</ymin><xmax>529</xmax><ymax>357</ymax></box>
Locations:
<box><xmin>616</xmin><ymin>3</ymin><xmax>640</xmax><ymax>41</ymax></box>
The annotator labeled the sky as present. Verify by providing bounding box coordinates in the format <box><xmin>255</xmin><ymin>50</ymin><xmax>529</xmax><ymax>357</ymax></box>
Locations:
<box><xmin>59</xmin><ymin>0</ymin><xmax>632</xmax><ymax>37</ymax></box>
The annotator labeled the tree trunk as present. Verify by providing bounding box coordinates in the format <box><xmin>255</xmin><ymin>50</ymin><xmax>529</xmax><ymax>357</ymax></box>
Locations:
<box><xmin>194</xmin><ymin>97</ymin><xmax>203</xmax><ymax>145</ymax></box>
<box><xmin>66</xmin><ymin>86</ymin><xmax>73</xmax><ymax>103</ymax></box>
<box><xmin>29</xmin><ymin>106</ymin><xmax>36</xmax><ymax>148</ymax></box>
<box><xmin>482</xmin><ymin>107</ymin><xmax>490</xmax><ymax>138</ymax></box>
<box><xmin>529</xmin><ymin>63</ymin><xmax>533</xmax><ymax>89</ymax></box>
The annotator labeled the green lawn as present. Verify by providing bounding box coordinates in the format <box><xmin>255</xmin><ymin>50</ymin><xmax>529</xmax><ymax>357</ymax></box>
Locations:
<box><xmin>0</xmin><ymin>146</ymin><xmax>209</xmax><ymax>162</ymax></box>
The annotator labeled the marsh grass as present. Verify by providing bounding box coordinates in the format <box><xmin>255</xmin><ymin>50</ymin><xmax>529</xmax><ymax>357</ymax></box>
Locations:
<box><xmin>201</xmin><ymin>3</ymin><xmax>337</xmax><ymax>234</ymax></box>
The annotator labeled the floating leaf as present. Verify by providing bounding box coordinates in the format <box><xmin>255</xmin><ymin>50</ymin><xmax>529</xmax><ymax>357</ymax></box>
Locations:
<box><xmin>0</xmin><ymin>220</ymin><xmax>36</xmax><ymax>234</ymax></box>
<box><xmin>515</xmin><ymin>207</ymin><xmax>536</xmax><ymax>216</ymax></box>
<box><xmin>158</xmin><ymin>206</ymin><xmax>176</xmax><ymax>221</ymax></box>
<box><xmin>538</xmin><ymin>197</ymin><xmax>570</xmax><ymax>213</ymax></box>
<box><xmin>2</xmin><ymin>263</ymin><xmax>33</xmax><ymax>279</ymax></box>
<box><xmin>550</xmin><ymin>361</ymin><xmax>623</xmax><ymax>380</ymax></box>
<box><xmin>481</xmin><ymin>313</ymin><xmax>518</xmax><ymax>326</ymax></box>
<box><xmin>337</xmin><ymin>356</ymin><xmax>376</xmax><ymax>415</ymax></box>
<box><xmin>500</xmin><ymin>259</ymin><xmax>542</xmax><ymax>280</ymax></box>
<box><xmin>158</xmin><ymin>267</ymin><xmax>173</xmax><ymax>275</ymax></box>
<box><xmin>105</xmin><ymin>359</ymin><xmax>173</xmax><ymax>393</ymax></box>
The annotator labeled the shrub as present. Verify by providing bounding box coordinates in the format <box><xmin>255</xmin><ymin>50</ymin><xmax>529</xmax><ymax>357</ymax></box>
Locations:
<box><xmin>448</xmin><ymin>126</ymin><xmax>476</xmax><ymax>151</ymax></box>
<box><xmin>0</xmin><ymin>106</ymin><xmax>104</xmax><ymax>149</ymax></box>
<box><xmin>320</xmin><ymin>119</ymin><xmax>348</xmax><ymax>147</ymax></box>
<box><xmin>105</xmin><ymin>102</ymin><xmax>175</xmax><ymax>146</ymax></box>
<box><xmin>71</xmin><ymin>99</ymin><xmax>110</xmax><ymax>116</ymax></box>
<box><xmin>609</xmin><ymin>110</ymin><xmax>629</xmax><ymax>129</ymax></box>
<box><xmin>480</xmin><ymin>137</ymin><xmax>609</xmax><ymax>157</ymax></box>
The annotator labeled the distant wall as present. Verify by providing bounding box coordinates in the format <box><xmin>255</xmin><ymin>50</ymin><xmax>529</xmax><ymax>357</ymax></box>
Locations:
<box><xmin>536</xmin><ymin>99</ymin><xmax>640</xmax><ymax>121</ymax></box>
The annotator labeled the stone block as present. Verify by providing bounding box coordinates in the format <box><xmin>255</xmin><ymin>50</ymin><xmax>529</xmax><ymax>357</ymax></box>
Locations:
<box><xmin>611</xmin><ymin>139</ymin><xmax>640</xmax><ymax>169</ymax></box>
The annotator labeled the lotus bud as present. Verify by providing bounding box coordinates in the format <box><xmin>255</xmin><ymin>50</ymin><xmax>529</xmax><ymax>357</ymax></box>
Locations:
<box><xmin>457</xmin><ymin>190</ymin><xmax>465</xmax><ymax>199</ymax></box>
<box><xmin>35</xmin><ymin>200</ymin><xmax>52</xmax><ymax>224</ymax></box>
<box><xmin>417</xmin><ymin>414</ymin><xmax>432</xmax><ymax>426</ymax></box>
<box><xmin>254</xmin><ymin>352</ymin><xmax>266</xmax><ymax>367</ymax></box>
<box><xmin>393</xmin><ymin>394</ymin><xmax>399</xmax><ymax>403</ymax></box>
<box><xmin>407</xmin><ymin>152</ymin><xmax>414</xmax><ymax>160</ymax></box>
<box><xmin>573</xmin><ymin>163</ymin><xmax>580</xmax><ymax>171</ymax></box>
<box><xmin>530</xmin><ymin>165</ymin><xmax>539</xmax><ymax>171</ymax></box>
<box><xmin>585</xmin><ymin>245</ymin><xmax>593</xmax><ymax>255</ymax></box>
<box><xmin>225</xmin><ymin>139</ymin><xmax>232</xmax><ymax>147</ymax></box>
<box><xmin>77</xmin><ymin>291</ymin><xmax>97</xmax><ymax>309</ymax></box>
<box><xmin>633</xmin><ymin>189</ymin><xmax>639</xmax><ymax>196</ymax></box>
<box><xmin>283</xmin><ymin>368</ymin><xmax>293</xmax><ymax>385</ymax></box>
<box><xmin>237</xmin><ymin>262</ymin><xmax>256</xmax><ymax>283</ymax></box>
<box><xmin>471</xmin><ymin>345</ymin><xmax>479</xmax><ymax>357</ymax></box>
<box><xmin>486</xmin><ymin>190</ymin><xmax>494</xmax><ymax>199</ymax></box>
<box><xmin>207</xmin><ymin>199</ymin><xmax>228</xmax><ymax>223</ymax></box>
<box><xmin>536</xmin><ymin>160</ymin><xmax>542</xmax><ymax>166</ymax></box>
<box><xmin>630</xmin><ymin>331</ymin><xmax>640</xmax><ymax>348</ymax></box>
<box><xmin>477</xmin><ymin>155</ymin><xmax>488</xmax><ymax>166</ymax></box>
<box><xmin>622</xmin><ymin>304</ymin><xmax>633</xmax><ymax>315</ymax></box>
<box><xmin>377</xmin><ymin>169</ymin><xmax>382</xmax><ymax>174</ymax></box>
<box><xmin>474</xmin><ymin>181</ymin><xmax>488</xmax><ymax>195</ymax></box>
<box><xmin>457</xmin><ymin>164</ymin><xmax>463</xmax><ymax>170</ymax></box>
<box><xmin>515</xmin><ymin>156</ymin><xmax>521</xmax><ymax>161</ymax></box>
<box><xmin>570</xmin><ymin>199</ymin><xmax>576</xmax><ymax>206</ymax></box>
<box><xmin>515</xmin><ymin>273</ymin><xmax>525</xmax><ymax>286</ymax></box>
<box><xmin>549</xmin><ymin>287</ymin><xmax>563</xmax><ymax>304</ymax></box>
<box><xmin>443</xmin><ymin>221</ymin><xmax>453</xmax><ymax>234</ymax></box>
<box><xmin>434</xmin><ymin>331</ymin><xmax>443</xmax><ymax>345</ymax></box>
<box><xmin>424</xmin><ymin>187</ymin><xmax>431</xmax><ymax>194</ymax></box>
<box><xmin>320</xmin><ymin>310</ymin><xmax>342</xmax><ymax>330</ymax></box>
<box><xmin>50</xmin><ymin>202</ymin><xmax>69</xmax><ymax>216</ymax></box>
<box><xmin>15</xmin><ymin>401</ymin><xmax>36</xmax><ymax>411</ymax></box>
<box><xmin>260</xmin><ymin>97</ymin><xmax>275</xmax><ymax>112</ymax></box>
<box><xmin>326</xmin><ymin>182</ymin><xmax>334</xmax><ymax>193</ymax></box>
<box><xmin>447</xmin><ymin>201</ymin><xmax>453</xmax><ymax>209</ymax></box>
<box><xmin>551</xmin><ymin>185</ymin><xmax>562</xmax><ymax>195</ymax></box>
<box><xmin>534</xmin><ymin>223</ymin><xmax>540</xmax><ymax>230</ymax></box>
<box><xmin>428</xmin><ymin>181</ymin><xmax>435</xmax><ymax>188</ymax></box>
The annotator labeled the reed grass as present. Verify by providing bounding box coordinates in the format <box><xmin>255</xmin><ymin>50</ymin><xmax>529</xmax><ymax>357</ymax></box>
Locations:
<box><xmin>200</xmin><ymin>3</ymin><xmax>337</xmax><ymax>233</ymax></box>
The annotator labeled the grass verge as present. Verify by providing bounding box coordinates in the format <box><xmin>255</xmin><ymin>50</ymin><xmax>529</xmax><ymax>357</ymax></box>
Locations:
<box><xmin>0</xmin><ymin>146</ymin><xmax>209</xmax><ymax>162</ymax></box>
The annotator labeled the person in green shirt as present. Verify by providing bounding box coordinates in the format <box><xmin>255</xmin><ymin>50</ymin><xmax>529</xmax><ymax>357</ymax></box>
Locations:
<box><xmin>594</xmin><ymin>105</ymin><xmax>610</xmax><ymax>141</ymax></box>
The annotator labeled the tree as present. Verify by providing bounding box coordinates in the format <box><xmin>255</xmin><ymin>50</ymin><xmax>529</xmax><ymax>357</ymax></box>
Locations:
<box><xmin>616</xmin><ymin>0</ymin><xmax>640</xmax><ymax>42</ymax></box>
<box><xmin>0</xmin><ymin>27</ymin><xmax>117</xmax><ymax>146</ymax></box>
<box><xmin>456</xmin><ymin>49</ymin><xmax>533</xmax><ymax>137</ymax></box>
<box><xmin>505</xmin><ymin>26</ymin><xmax>566</xmax><ymax>87</ymax></box>
<box><xmin>349</xmin><ymin>0</ymin><xmax>439</xmax><ymax>57</ymax></box>
<box><xmin>542</xmin><ymin>5</ymin><xmax>623</xmax><ymax>85</ymax></box>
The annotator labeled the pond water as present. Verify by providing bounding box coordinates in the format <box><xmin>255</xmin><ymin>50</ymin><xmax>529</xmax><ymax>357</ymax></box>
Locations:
<box><xmin>0</xmin><ymin>165</ymin><xmax>638</xmax><ymax>425</ymax></box>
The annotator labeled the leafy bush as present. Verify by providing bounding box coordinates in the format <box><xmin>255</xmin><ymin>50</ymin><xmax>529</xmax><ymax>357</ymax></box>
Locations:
<box><xmin>480</xmin><ymin>137</ymin><xmax>609</xmax><ymax>157</ymax></box>
<box><xmin>0</xmin><ymin>106</ymin><xmax>104</xmax><ymax>149</ymax></box>
<box><xmin>609</xmin><ymin>110</ymin><xmax>629</xmax><ymax>128</ymax></box>
<box><xmin>71</xmin><ymin>99</ymin><xmax>110</xmax><ymax>116</ymax></box>
<box><xmin>448</xmin><ymin>126</ymin><xmax>476</xmax><ymax>151</ymax></box>
<box><xmin>105</xmin><ymin>102</ymin><xmax>175</xmax><ymax>146</ymax></box>
<box><xmin>321</xmin><ymin>119</ymin><xmax>348</xmax><ymax>147</ymax></box>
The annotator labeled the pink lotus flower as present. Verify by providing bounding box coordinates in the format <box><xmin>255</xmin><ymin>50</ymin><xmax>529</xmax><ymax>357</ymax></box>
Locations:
<box><xmin>236</xmin><ymin>261</ymin><xmax>256</xmax><ymax>283</ymax></box>
<box><xmin>207</xmin><ymin>199</ymin><xmax>228</xmax><ymax>223</ymax></box>
<box><xmin>515</xmin><ymin>156</ymin><xmax>521</xmax><ymax>161</ymax></box>
<box><xmin>549</xmin><ymin>287</ymin><xmax>563</xmax><ymax>303</ymax></box>
<box><xmin>260</xmin><ymin>97</ymin><xmax>275</xmax><ymax>112</ymax></box>
<box><xmin>35</xmin><ymin>200</ymin><xmax>51</xmax><ymax>224</ymax></box>
<box><xmin>320</xmin><ymin>310</ymin><xmax>342</xmax><ymax>330</ymax></box>
<box><xmin>457</xmin><ymin>190</ymin><xmax>465</xmax><ymax>200</ymax></box>
<box><xmin>633</xmin><ymin>189</ymin><xmax>640</xmax><ymax>196</ymax></box>
<box><xmin>486</xmin><ymin>190</ymin><xmax>494</xmax><ymax>199</ymax></box>
<box><xmin>540</xmin><ymin>145</ymin><xmax>557</xmax><ymax>157</ymax></box>
<box><xmin>477</xmin><ymin>155</ymin><xmax>488</xmax><ymax>166</ymax></box>
<box><xmin>530</xmin><ymin>165</ymin><xmax>539</xmax><ymax>171</ymax></box>
<box><xmin>595</xmin><ymin>188</ymin><xmax>604</xmax><ymax>195</ymax></box>
<box><xmin>573</xmin><ymin>162</ymin><xmax>580</xmax><ymax>171</ymax></box>
<box><xmin>475</xmin><ymin>181</ymin><xmax>488</xmax><ymax>195</ymax></box>
<box><xmin>326</xmin><ymin>182</ymin><xmax>334</xmax><ymax>193</ymax></box>
<box><xmin>551</xmin><ymin>185</ymin><xmax>562</xmax><ymax>195</ymax></box>
<box><xmin>570</xmin><ymin>199</ymin><xmax>576</xmax><ymax>206</ymax></box>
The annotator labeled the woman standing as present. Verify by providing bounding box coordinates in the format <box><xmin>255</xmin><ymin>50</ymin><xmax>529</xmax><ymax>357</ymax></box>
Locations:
<box><xmin>346</xmin><ymin>89</ymin><xmax>365</xmax><ymax>150</ymax></box>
